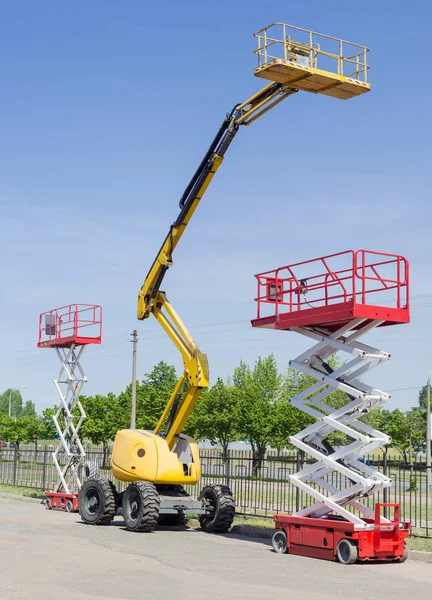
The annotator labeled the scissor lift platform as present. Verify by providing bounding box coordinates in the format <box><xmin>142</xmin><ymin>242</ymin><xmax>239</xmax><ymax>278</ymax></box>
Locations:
<box><xmin>38</xmin><ymin>304</ymin><xmax>102</xmax><ymax>348</ymax></box>
<box><xmin>252</xmin><ymin>250</ymin><xmax>410</xmax><ymax>564</ymax></box>
<box><xmin>254</xmin><ymin>23</ymin><xmax>370</xmax><ymax>100</ymax></box>
<box><xmin>252</xmin><ymin>250</ymin><xmax>409</xmax><ymax>332</ymax></box>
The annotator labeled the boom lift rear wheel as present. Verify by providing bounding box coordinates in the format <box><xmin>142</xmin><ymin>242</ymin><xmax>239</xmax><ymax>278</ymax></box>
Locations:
<box><xmin>79</xmin><ymin>478</ymin><xmax>118</xmax><ymax>525</ymax></box>
<box><xmin>123</xmin><ymin>481</ymin><xmax>160</xmax><ymax>532</ymax></box>
<box><xmin>83</xmin><ymin>461</ymin><xmax>100</xmax><ymax>479</ymax></box>
<box><xmin>198</xmin><ymin>484</ymin><xmax>235</xmax><ymax>533</ymax></box>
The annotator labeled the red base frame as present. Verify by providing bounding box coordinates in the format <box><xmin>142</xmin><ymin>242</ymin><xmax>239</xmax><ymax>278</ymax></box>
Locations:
<box><xmin>274</xmin><ymin>504</ymin><xmax>410</xmax><ymax>563</ymax></box>
<box><xmin>45</xmin><ymin>491</ymin><xmax>79</xmax><ymax>513</ymax></box>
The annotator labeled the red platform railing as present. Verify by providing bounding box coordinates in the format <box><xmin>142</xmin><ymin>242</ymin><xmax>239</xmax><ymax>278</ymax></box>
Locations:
<box><xmin>254</xmin><ymin>250</ymin><xmax>409</xmax><ymax>320</ymax></box>
<box><xmin>38</xmin><ymin>304</ymin><xmax>102</xmax><ymax>348</ymax></box>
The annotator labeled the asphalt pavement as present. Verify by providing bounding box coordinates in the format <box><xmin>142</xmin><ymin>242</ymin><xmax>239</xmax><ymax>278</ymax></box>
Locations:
<box><xmin>0</xmin><ymin>496</ymin><xmax>431</xmax><ymax>600</ymax></box>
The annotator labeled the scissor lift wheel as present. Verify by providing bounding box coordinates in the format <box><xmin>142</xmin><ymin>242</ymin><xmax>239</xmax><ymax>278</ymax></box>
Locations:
<box><xmin>336</xmin><ymin>540</ymin><xmax>358</xmax><ymax>565</ymax></box>
<box><xmin>272</xmin><ymin>530</ymin><xmax>288</xmax><ymax>554</ymax></box>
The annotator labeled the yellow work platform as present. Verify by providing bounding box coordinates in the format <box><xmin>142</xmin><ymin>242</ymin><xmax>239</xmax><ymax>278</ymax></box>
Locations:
<box><xmin>254</xmin><ymin>23</ymin><xmax>370</xmax><ymax>100</ymax></box>
<box><xmin>254</xmin><ymin>60</ymin><xmax>370</xmax><ymax>100</ymax></box>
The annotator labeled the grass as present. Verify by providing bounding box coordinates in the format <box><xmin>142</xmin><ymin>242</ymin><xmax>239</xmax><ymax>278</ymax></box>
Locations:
<box><xmin>188</xmin><ymin>514</ymin><xmax>274</xmax><ymax>530</ymax></box>
<box><xmin>0</xmin><ymin>483</ymin><xmax>45</xmax><ymax>499</ymax></box>
<box><xmin>407</xmin><ymin>537</ymin><xmax>432</xmax><ymax>552</ymax></box>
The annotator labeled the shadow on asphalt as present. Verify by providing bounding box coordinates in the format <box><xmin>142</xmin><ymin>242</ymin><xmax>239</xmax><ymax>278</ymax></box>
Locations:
<box><xmin>75</xmin><ymin>518</ymin><xmax>273</xmax><ymax>545</ymax></box>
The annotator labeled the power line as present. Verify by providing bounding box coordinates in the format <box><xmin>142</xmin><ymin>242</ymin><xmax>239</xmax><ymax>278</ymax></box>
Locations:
<box><xmin>3</xmin><ymin>293</ymin><xmax>432</xmax><ymax>367</ymax></box>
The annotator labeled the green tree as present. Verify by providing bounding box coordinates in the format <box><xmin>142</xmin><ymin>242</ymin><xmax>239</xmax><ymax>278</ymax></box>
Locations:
<box><xmin>21</xmin><ymin>400</ymin><xmax>37</xmax><ymax>417</ymax></box>
<box><xmin>187</xmin><ymin>378</ymin><xmax>241</xmax><ymax>458</ymax></box>
<box><xmin>277</xmin><ymin>360</ymin><xmax>353</xmax><ymax>452</ymax></box>
<box><xmin>0</xmin><ymin>413</ymin><xmax>8</xmax><ymax>440</ymax></box>
<box><xmin>418</xmin><ymin>385</ymin><xmax>428</xmax><ymax>410</ymax></box>
<box><xmin>234</xmin><ymin>355</ymin><xmax>281</xmax><ymax>476</ymax></box>
<box><xmin>80</xmin><ymin>393</ymin><xmax>124</xmax><ymax>467</ymax></box>
<box><xmin>381</xmin><ymin>409</ymin><xmax>425</xmax><ymax>464</ymax></box>
<box><xmin>0</xmin><ymin>414</ymin><xmax>43</xmax><ymax>454</ymax></box>
<box><xmin>40</xmin><ymin>407</ymin><xmax>60</xmax><ymax>440</ymax></box>
<box><xmin>117</xmin><ymin>361</ymin><xmax>179</xmax><ymax>432</ymax></box>
<box><xmin>270</xmin><ymin>397</ymin><xmax>305</xmax><ymax>453</ymax></box>
<box><xmin>0</xmin><ymin>388</ymin><xmax>24</xmax><ymax>418</ymax></box>
<box><xmin>271</xmin><ymin>366</ymin><xmax>315</xmax><ymax>452</ymax></box>
<box><xmin>21</xmin><ymin>415</ymin><xmax>44</xmax><ymax>456</ymax></box>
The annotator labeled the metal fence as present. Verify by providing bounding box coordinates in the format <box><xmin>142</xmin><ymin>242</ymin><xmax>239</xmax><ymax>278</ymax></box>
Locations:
<box><xmin>1</xmin><ymin>446</ymin><xmax>430</xmax><ymax>537</ymax></box>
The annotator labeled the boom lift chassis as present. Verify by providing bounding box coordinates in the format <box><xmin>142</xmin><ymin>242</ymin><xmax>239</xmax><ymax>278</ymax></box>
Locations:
<box><xmin>253</xmin><ymin>250</ymin><xmax>411</xmax><ymax>563</ymax></box>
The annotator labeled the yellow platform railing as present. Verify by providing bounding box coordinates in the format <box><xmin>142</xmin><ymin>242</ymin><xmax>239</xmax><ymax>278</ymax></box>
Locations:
<box><xmin>254</xmin><ymin>22</ymin><xmax>369</xmax><ymax>83</ymax></box>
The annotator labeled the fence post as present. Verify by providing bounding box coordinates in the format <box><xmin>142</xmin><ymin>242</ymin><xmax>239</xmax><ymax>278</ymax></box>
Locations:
<box><xmin>225</xmin><ymin>448</ymin><xmax>231</xmax><ymax>489</ymax></box>
<box><xmin>12</xmin><ymin>447</ymin><xmax>18</xmax><ymax>486</ymax></box>
<box><xmin>383</xmin><ymin>451</ymin><xmax>388</xmax><ymax>519</ymax></box>
<box><xmin>295</xmin><ymin>451</ymin><xmax>300</xmax><ymax>512</ymax></box>
<box><xmin>42</xmin><ymin>445</ymin><xmax>48</xmax><ymax>490</ymax></box>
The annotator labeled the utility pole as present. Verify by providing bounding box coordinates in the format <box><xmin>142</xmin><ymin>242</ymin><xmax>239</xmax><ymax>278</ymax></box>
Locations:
<box><xmin>427</xmin><ymin>376</ymin><xmax>431</xmax><ymax>491</ymax></box>
<box><xmin>130</xmin><ymin>330</ymin><xmax>138</xmax><ymax>429</ymax></box>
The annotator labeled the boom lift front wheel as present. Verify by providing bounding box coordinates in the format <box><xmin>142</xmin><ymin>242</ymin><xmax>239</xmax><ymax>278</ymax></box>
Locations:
<box><xmin>123</xmin><ymin>481</ymin><xmax>161</xmax><ymax>532</ymax></box>
<box><xmin>198</xmin><ymin>484</ymin><xmax>235</xmax><ymax>533</ymax></box>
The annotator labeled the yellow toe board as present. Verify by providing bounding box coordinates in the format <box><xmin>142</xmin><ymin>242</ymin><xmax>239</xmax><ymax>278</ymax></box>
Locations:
<box><xmin>254</xmin><ymin>59</ymin><xmax>370</xmax><ymax>100</ymax></box>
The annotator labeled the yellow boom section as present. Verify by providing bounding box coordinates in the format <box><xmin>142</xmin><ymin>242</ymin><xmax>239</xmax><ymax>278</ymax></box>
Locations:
<box><xmin>136</xmin><ymin>23</ymin><xmax>370</xmax><ymax>447</ymax></box>
<box><xmin>136</xmin><ymin>83</ymin><xmax>297</xmax><ymax>448</ymax></box>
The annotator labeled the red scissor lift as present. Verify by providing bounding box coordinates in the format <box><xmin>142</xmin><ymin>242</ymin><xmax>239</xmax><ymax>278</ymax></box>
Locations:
<box><xmin>252</xmin><ymin>250</ymin><xmax>410</xmax><ymax>564</ymax></box>
<box><xmin>38</xmin><ymin>304</ymin><xmax>102</xmax><ymax>512</ymax></box>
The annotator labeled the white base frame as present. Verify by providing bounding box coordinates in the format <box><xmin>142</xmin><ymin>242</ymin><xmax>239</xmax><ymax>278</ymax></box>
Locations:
<box><xmin>288</xmin><ymin>318</ymin><xmax>392</xmax><ymax>525</ymax></box>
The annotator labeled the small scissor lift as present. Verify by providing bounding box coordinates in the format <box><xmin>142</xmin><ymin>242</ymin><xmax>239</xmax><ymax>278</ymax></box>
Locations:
<box><xmin>38</xmin><ymin>304</ymin><xmax>102</xmax><ymax>512</ymax></box>
<box><xmin>252</xmin><ymin>250</ymin><xmax>410</xmax><ymax>564</ymax></box>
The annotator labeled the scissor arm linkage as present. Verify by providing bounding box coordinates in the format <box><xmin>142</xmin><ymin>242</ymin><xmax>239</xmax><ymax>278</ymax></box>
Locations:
<box><xmin>137</xmin><ymin>82</ymin><xmax>297</xmax><ymax>443</ymax></box>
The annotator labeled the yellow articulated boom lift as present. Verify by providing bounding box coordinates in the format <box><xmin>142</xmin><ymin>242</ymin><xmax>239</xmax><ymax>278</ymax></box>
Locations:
<box><xmin>78</xmin><ymin>22</ymin><xmax>370</xmax><ymax>532</ymax></box>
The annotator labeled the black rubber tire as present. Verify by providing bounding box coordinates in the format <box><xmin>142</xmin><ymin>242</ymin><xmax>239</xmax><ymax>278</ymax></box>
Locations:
<box><xmin>44</xmin><ymin>498</ymin><xmax>51</xmax><ymax>510</ymax></box>
<box><xmin>78</xmin><ymin>479</ymin><xmax>117</xmax><ymax>525</ymax></box>
<box><xmin>336</xmin><ymin>539</ymin><xmax>358</xmax><ymax>565</ymax></box>
<box><xmin>272</xmin><ymin>529</ymin><xmax>288</xmax><ymax>554</ymax></box>
<box><xmin>157</xmin><ymin>511</ymin><xmax>187</xmax><ymax>527</ymax></box>
<box><xmin>123</xmin><ymin>482</ymin><xmax>160</xmax><ymax>532</ymax></box>
<box><xmin>65</xmin><ymin>500</ymin><xmax>74</xmax><ymax>513</ymax></box>
<box><xmin>198</xmin><ymin>484</ymin><xmax>235</xmax><ymax>533</ymax></box>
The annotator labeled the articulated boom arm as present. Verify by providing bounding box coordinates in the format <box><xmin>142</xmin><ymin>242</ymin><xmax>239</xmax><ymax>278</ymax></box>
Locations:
<box><xmin>137</xmin><ymin>82</ymin><xmax>297</xmax><ymax>447</ymax></box>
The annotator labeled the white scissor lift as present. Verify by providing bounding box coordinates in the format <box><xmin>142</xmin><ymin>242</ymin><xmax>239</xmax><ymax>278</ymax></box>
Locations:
<box><xmin>252</xmin><ymin>250</ymin><xmax>411</xmax><ymax>564</ymax></box>
<box><xmin>38</xmin><ymin>304</ymin><xmax>102</xmax><ymax>512</ymax></box>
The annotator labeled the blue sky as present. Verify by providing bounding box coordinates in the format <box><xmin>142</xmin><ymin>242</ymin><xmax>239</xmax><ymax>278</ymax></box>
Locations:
<box><xmin>0</xmin><ymin>0</ymin><xmax>431</xmax><ymax>413</ymax></box>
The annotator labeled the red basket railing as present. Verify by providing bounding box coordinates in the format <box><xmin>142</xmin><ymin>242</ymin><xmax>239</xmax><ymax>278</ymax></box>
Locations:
<box><xmin>254</xmin><ymin>250</ymin><xmax>409</xmax><ymax>320</ymax></box>
<box><xmin>38</xmin><ymin>304</ymin><xmax>102</xmax><ymax>347</ymax></box>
